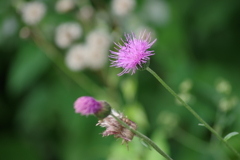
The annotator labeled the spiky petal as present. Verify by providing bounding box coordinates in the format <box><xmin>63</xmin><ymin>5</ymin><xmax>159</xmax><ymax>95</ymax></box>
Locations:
<box><xmin>109</xmin><ymin>31</ymin><xmax>157</xmax><ymax>76</ymax></box>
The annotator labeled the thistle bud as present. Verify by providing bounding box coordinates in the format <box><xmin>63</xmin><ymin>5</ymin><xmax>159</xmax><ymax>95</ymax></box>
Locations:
<box><xmin>74</xmin><ymin>96</ymin><xmax>111</xmax><ymax>119</ymax></box>
<box><xmin>95</xmin><ymin>101</ymin><xmax>111</xmax><ymax>119</ymax></box>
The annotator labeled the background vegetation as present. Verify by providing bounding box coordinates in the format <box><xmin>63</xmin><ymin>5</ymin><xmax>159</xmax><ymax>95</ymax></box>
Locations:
<box><xmin>1</xmin><ymin>0</ymin><xmax>240</xmax><ymax>160</ymax></box>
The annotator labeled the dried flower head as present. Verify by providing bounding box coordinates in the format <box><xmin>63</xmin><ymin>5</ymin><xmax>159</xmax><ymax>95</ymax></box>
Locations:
<box><xmin>97</xmin><ymin>110</ymin><xmax>137</xmax><ymax>147</ymax></box>
<box><xmin>109</xmin><ymin>31</ymin><xmax>157</xmax><ymax>76</ymax></box>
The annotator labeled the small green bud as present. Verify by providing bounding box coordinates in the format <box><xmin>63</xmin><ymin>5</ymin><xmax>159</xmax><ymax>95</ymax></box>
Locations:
<box><xmin>95</xmin><ymin>101</ymin><xmax>112</xmax><ymax>119</ymax></box>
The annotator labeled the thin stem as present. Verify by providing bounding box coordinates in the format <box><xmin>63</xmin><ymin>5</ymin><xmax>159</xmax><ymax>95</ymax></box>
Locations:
<box><xmin>111</xmin><ymin>113</ymin><xmax>173</xmax><ymax>160</ymax></box>
<box><xmin>146</xmin><ymin>67</ymin><xmax>240</xmax><ymax>159</ymax></box>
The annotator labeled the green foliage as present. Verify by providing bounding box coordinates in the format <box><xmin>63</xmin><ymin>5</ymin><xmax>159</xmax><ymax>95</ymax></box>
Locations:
<box><xmin>224</xmin><ymin>132</ymin><xmax>239</xmax><ymax>142</ymax></box>
<box><xmin>7</xmin><ymin>43</ymin><xmax>50</xmax><ymax>96</ymax></box>
<box><xmin>1</xmin><ymin>0</ymin><xmax>240</xmax><ymax>160</ymax></box>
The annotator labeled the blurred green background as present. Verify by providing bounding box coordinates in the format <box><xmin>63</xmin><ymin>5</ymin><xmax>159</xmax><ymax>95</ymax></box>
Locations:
<box><xmin>1</xmin><ymin>0</ymin><xmax>240</xmax><ymax>160</ymax></box>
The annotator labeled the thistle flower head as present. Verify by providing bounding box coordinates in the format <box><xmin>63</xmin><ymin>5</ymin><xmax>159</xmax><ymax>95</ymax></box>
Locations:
<box><xmin>109</xmin><ymin>30</ymin><xmax>157</xmax><ymax>76</ymax></box>
<box><xmin>74</xmin><ymin>96</ymin><xmax>101</xmax><ymax>116</ymax></box>
<box><xmin>74</xmin><ymin>96</ymin><xmax>111</xmax><ymax>119</ymax></box>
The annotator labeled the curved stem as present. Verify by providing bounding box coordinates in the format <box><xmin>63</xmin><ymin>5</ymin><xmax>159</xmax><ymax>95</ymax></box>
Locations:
<box><xmin>111</xmin><ymin>113</ymin><xmax>173</xmax><ymax>160</ymax></box>
<box><xmin>146</xmin><ymin>67</ymin><xmax>240</xmax><ymax>159</ymax></box>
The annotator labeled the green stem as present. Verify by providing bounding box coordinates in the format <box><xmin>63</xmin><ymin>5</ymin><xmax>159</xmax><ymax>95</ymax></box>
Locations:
<box><xmin>111</xmin><ymin>113</ymin><xmax>173</xmax><ymax>160</ymax></box>
<box><xmin>146</xmin><ymin>67</ymin><xmax>240</xmax><ymax>159</ymax></box>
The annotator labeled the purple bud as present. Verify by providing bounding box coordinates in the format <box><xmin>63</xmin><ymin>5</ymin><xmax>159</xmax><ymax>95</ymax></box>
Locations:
<box><xmin>74</xmin><ymin>96</ymin><xmax>102</xmax><ymax>115</ymax></box>
<box><xmin>74</xmin><ymin>96</ymin><xmax>111</xmax><ymax>119</ymax></box>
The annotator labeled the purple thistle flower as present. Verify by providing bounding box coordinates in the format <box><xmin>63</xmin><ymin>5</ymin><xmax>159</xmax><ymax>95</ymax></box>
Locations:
<box><xmin>109</xmin><ymin>30</ymin><xmax>157</xmax><ymax>76</ymax></box>
<box><xmin>74</xmin><ymin>96</ymin><xmax>102</xmax><ymax>116</ymax></box>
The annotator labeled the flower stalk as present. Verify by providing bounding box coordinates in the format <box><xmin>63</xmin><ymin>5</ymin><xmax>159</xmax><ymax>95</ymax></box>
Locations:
<box><xmin>111</xmin><ymin>113</ymin><xmax>173</xmax><ymax>160</ymax></box>
<box><xmin>146</xmin><ymin>67</ymin><xmax>240</xmax><ymax>158</ymax></box>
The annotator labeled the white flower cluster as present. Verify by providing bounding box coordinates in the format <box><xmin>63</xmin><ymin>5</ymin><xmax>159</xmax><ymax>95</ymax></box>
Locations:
<box><xmin>85</xmin><ymin>30</ymin><xmax>111</xmax><ymax>70</ymax></box>
<box><xmin>65</xmin><ymin>29</ymin><xmax>111</xmax><ymax>71</ymax></box>
<box><xmin>215</xmin><ymin>78</ymin><xmax>238</xmax><ymax>112</ymax></box>
<box><xmin>55</xmin><ymin>22</ymin><xmax>82</xmax><ymax>48</ymax></box>
<box><xmin>21</xmin><ymin>1</ymin><xmax>46</xmax><ymax>25</ymax></box>
<box><xmin>215</xmin><ymin>79</ymin><xmax>232</xmax><ymax>95</ymax></box>
<box><xmin>65</xmin><ymin>44</ymin><xmax>87</xmax><ymax>71</ymax></box>
<box><xmin>78</xmin><ymin>5</ymin><xmax>94</xmax><ymax>21</ymax></box>
<box><xmin>111</xmin><ymin>0</ymin><xmax>135</xmax><ymax>16</ymax></box>
<box><xmin>143</xmin><ymin>0</ymin><xmax>170</xmax><ymax>26</ymax></box>
<box><xmin>55</xmin><ymin>0</ymin><xmax>75</xmax><ymax>13</ymax></box>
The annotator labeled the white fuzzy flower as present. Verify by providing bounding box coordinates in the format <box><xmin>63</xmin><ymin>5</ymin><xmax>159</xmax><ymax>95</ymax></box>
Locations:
<box><xmin>78</xmin><ymin>5</ymin><xmax>94</xmax><ymax>20</ymax></box>
<box><xmin>86</xmin><ymin>47</ymin><xmax>108</xmax><ymax>70</ymax></box>
<box><xmin>86</xmin><ymin>30</ymin><xmax>111</xmax><ymax>50</ymax></box>
<box><xmin>143</xmin><ymin>0</ymin><xmax>170</xmax><ymax>26</ymax></box>
<box><xmin>85</xmin><ymin>30</ymin><xmax>111</xmax><ymax>70</ymax></box>
<box><xmin>55</xmin><ymin>22</ymin><xmax>82</xmax><ymax>48</ymax></box>
<box><xmin>215</xmin><ymin>79</ymin><xmax>231</xmax><ymax>95</ymax></box>
<box><xmin>112</xmin><ymin>0</ymin><xmax>135</xmax><ymax>16</ymax></box>
<box><xmin>55</xmin><ymin>0</ymin><xmax>75</xmax><ymax>13</ymax></box>
<box><xmin>21</xmin><ymin>1</ymin><xmax>46</xmax><ymax>25</ymax></box>
<box><xmin>65</xmin><ymin>44</ymin><xmax>87</xmax><ymax>71</ymax></box>
<box><xmin>19</xmin><ymin>27</ymin><xmax>31</xmax><ymax>39</ymax></box>
<box><xmin>179</xmin><ymin>79</ymin><xmax>193</xmax><ymax>93</ymax></box>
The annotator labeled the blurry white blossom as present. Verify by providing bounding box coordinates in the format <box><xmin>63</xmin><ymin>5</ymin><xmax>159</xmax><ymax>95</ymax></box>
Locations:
<box><xmin>179</xmin><ymin>79</ymin><xmax>193</xmax><ymax>93</ymax></box>
<box><xmin>85</xmin><ymin>30</ymin><xmax>111</xmax><ymax>70</ymax></box>
<box><xmin>86</xmin><ymin>47</ymin><xmax>108</xmax><ymax>70</ymax></box>
<box><xmin>157</xmin><ymin>111</ymin><xmax>179</xmax><ymax>132</ymax></box>
<box><xmin>176</xmin><ymin>79</ymin><xmax>194</xmax><ymax>105</ymax></box>
<box><xmin>21</xmin><ymin>1</ymin><xmax>46</xmax><ymax>25</ymax></box>
<box><xmin>65</xmin><ymin>44</ymin><xmax>87</xmax><ymax>71</ymax></box>
<box><xmin>78</xmin><ymin>5</ymin><xmax>94</xmax><ymax>21</ymax></box>
<box><xmin>215</xmin><ymin>78</ymin><xmax>232</xmax><ymax>95</ymax></box>
<box><xmin>176</xmin><ymin>92</ymin><xmax>194</xmax><ymax>105</ymax></box>
<box><xmin>219</xmin><ymin>97</ymin><xmax>238</xmax><ymax>112</ymax></box>
<box><xmin>55</xmin><ymin>0</ymin><xmax>75</xmax><ymax>13</ymax></box>
<box><xmin>112</xmin><ymin>0</ymin><xmax>135</xmax><ymax>16</ymax></box>
<box><xmin>55</xmin><ymin>22</ymin><xmax>82</xmax><ymax>48</ymax></box>
<box><xmin>86</xmin><ymin>30</ymin><xmax>111</xmax><ymax>50</ymax></box>
<box><xmin>143</xmin><ymin>0</ymin><xmax>170</xmax><ymax>26</ymax></box>
<box><xmin>19</xmin><ymin>27</ymin><xmax>31</xmax><ymax>39</ymax></box>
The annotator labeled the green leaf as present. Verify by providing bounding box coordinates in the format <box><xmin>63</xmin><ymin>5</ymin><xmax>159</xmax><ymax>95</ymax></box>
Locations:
<box><xmin>144</xmin><ymin>129</ymin><xmax>170</xmax><ymax>160</ymax></box>
<box><xmin>224</xmin><ymin>132</ymin><xmax>239</xmax><ymax>141</ymax></box>
<box><xmin>7</xmin><ymin>42</ymin><xmax>50</xmax><ymax>96</ymax></box>
<box><xmin>140</xmin><ymin>138</ymin><xmax>152</xmax><ymax>150</ymax></box>
<box><xmin>120</xmin><ymin>77</ymin><xmax>137</xmax><ymax>103</ymax></box>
